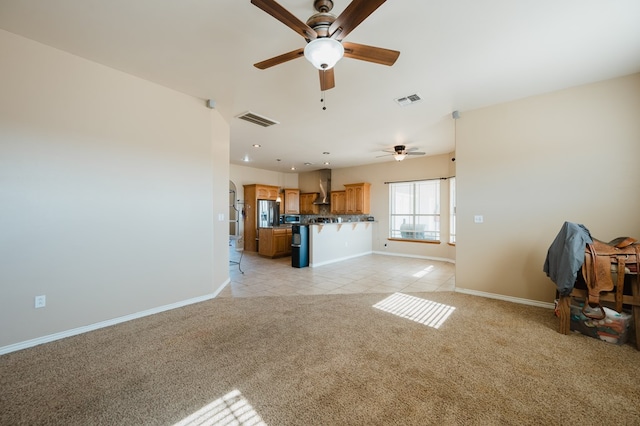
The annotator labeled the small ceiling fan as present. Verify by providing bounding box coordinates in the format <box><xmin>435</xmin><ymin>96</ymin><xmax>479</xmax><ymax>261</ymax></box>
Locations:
<box><xmin>377</xmin><ymin>145</ymin><xmax>426</xmax><ymax>161</ymax></box>
<box><xmin>251</xmin><ymin>0</ymin><xmax>400</xmax><ymax>91</ymax></box>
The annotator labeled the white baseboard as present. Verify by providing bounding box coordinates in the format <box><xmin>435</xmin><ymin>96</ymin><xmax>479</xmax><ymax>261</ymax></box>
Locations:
<box><xmin>213</xmin><ymin>278</ymin><xmax>230</xmax><ymax>297</ymax></box>
<box><xmin>0</xmin><ymin>287</ymin><xmax>227</xmax><ymax>356</ymax></box>
<box><xmin>371</xmin><ymin>250</ymin><xmax>455</xmax><ymax>264</ymax></box>
<box><xmin>454</xmin><ymin>287</ymin><xmax>555</xmax><ymax>309</ymax></box>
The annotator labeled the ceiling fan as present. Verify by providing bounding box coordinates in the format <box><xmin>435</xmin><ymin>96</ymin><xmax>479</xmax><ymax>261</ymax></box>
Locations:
<box><xmin>251</xmin><ymin>0</ymin><xmax>400</xmax><ymax>91</ymax></box>
<box><xmin>377</xmin><ymin>145</ymin><xmax>426</xmax><ymax>162</ymax></box>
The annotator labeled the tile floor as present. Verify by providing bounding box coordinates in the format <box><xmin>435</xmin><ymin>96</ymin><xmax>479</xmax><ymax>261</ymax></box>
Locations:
<box><xmin>219</xmin><ymin>241</ymin><xmax>455</xmax><ymax>298</ymax></box>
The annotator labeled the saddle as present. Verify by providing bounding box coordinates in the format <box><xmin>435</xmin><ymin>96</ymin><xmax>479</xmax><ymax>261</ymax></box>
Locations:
<box><xmin>581</xmin><ymin>236</ymin><xmax>640</xmax><ymax>319</ymax></box>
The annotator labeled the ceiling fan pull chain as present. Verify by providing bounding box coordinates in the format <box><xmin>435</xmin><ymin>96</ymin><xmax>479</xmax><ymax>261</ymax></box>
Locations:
<box><xmin>321</xmin><ymin>90</ymin><xmax>327</xmax><ymax>110</ymax></box>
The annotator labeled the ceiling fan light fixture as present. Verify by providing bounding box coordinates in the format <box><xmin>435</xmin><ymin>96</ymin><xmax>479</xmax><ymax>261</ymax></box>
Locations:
<box><xmin>394</xmin><ymin>153</ymin><xmax>407</xmax><ymax>161</ymax></box>
<box><xmin>304</xmin><ymin>38</ymin><xmax>344</xmax><ymax>70</ymax></box>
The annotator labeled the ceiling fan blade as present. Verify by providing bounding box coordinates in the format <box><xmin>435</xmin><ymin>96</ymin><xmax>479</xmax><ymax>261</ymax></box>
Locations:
<box><xmin>328</xmin><ymin>0</ymin><xmax>387</xmax><ymax>41</ymax></box>
<box><xmin>319</xmin><ymin>68</ymin><xmax>335</xmax><ymax>91</ymax></box>
<box><xmin>406</xmin><ymin>152</ymin><xmax>426</xmax><ymax>155</ymax></box>
<box><xmin>376</xmin><ymin>153</ymin><xmax>393</xmax><ymax>158</ymax></box>
<box><xmin>342</xmin><ymin>42</ymin><xmax>400</xmax><ymax>66</ymax></box>
<box><xmin>251</xmin><ymin>0</ymin><xmax>317</xmax><ymax>40</ymax></box>
<box><xmin>254</xmin><ymin>48</ymin><xmax>305</xmax><ymax>69</ymax></box>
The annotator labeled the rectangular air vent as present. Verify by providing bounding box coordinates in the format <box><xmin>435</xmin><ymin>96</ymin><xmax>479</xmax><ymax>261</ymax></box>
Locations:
<box><xmin>235</xmin><ymin>111</ymin><xmax>280</xmax><ymax>127</ymax></box>
<box><xmin>394</xmin><ymin>93</ymin><xmax>422</xmax><ymax>107</ymax></box>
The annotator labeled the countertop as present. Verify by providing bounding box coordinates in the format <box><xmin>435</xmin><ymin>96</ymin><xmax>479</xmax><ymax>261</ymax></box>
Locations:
<box><xmin>308</xmin><ymin>221</ymin><xmax>375</xmax><ymax>225</ymax></box>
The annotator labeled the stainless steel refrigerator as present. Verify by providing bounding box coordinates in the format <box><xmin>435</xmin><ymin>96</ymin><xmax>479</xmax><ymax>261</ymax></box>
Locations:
<box><xmin>257</xmin><ymin>199</ymin><xmax>279</xmax><ymax>228</ymax></box>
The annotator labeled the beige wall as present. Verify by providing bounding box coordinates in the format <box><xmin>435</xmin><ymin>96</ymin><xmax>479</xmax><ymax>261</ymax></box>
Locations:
<box><xmin>0</xmin><ymin>30</ymin><xmax>229</xmax><ymax>349</ymax></box>
<box><xmin>212</xmin><ymin>113</ymin><xmax>231</xmax><ymax>286</ymax></box>
<box><xmin>456</xmin><ymin>73</ymin><xmax>640</xmax><ymax>303</ymax></box>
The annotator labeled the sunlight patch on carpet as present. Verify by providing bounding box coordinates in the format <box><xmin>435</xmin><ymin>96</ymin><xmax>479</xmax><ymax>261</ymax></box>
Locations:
<box><xmin>412</xmin><ymin>265</ymin><xmax>435</xmax><ymax>278</ymax></box>
<box><xmin>173</xmin><ymin>389</ymin><xmax>266</xmax><ymax>426</ymax></box>
<box><xmin>373</xmin><ymin>292</ymin><xmax>456</xmax><ymax>329</ymax></box>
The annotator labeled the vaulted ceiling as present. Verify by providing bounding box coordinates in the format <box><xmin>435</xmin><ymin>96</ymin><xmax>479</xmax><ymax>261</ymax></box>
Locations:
<box><xmin>1</xmin><ymin>0</ymin><xmax>639</xmax><ymax>172</ymax></box>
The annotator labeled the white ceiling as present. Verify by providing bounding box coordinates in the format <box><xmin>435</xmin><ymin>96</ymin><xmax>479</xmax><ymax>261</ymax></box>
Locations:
<box><xmin>1</xmin><ymin>0</ymin><xmax>639</xmax><ymax>172</ymax></box>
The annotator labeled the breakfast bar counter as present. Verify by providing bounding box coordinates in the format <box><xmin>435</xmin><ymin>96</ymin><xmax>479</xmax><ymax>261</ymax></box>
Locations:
<box><xmin>309</xmin><ymin>222</ymin><xmax>373</xmax><ymax>267</ymax></box>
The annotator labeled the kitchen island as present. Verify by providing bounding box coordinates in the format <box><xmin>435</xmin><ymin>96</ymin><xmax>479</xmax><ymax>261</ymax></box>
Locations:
<box><xmin>258</xmin><ymin>226</ymin><xmax>292</xmax><ymax>258</ymax></box>
<box><xmin>309</xmin><ymin>222</ymin><xmax>373</xmax><ymax>267</ymax></box>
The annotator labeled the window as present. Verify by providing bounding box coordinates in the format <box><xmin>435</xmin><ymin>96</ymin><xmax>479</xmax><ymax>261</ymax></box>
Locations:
<box><xmin>449</xmin><ymin>177</ymin><xmax>456</xmax><ymax>244</ymax></box>
<box><xmin>389</xmin><ymin>179</ymin><xmax>440</xmax><ymax>241</ymax></box>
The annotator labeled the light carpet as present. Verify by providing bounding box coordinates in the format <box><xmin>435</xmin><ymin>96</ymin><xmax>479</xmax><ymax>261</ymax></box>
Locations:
<box><xmin>1</xmin><ymin>291</ymin><xmax>639</xmax><ymax>425</ymax></box>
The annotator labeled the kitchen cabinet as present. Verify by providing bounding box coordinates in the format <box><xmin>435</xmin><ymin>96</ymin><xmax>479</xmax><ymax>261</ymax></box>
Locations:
<box><xmin>243</xmin><ymin>184</ymin><xmax>280</xmax><ymax>252</ymax></box>
<box><xmin>330</xmin><ymin>190</ymin><xmax>346</xmax><ymax>214</ymax></box>
<box><xmin>283</xmin><ymin>188</ymin><xmax>300</xmax><ymax>214</ymax></box>
<box><xmin>256</xmin><ymin>185</ymin><xmax>279</xmax><ymax>200</ymax></box>
<box><xmin>344</xmin><ymin>183</ymin><xmax>371</xmax><ymax>214</ymax></box>
<box><xmin>300</xmin><ymin>192</ymin><xmax>320</xmax><ymax>214</ymax></box>
<box><xmin>258</xmin><ymin>227</ymin><xmax>292</xmax><ymax>258</ymax></box>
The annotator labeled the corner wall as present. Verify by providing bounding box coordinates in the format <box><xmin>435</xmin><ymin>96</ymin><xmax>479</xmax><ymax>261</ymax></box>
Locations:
<box><xmin>0</xmin><ymin>30</ymin><xmax>229</xmax><ymax>349</ymax></box>
<box><xmin>456</xmin><ymin>73</ymin><xmax>640</xmax><ymax>302</ymax></box>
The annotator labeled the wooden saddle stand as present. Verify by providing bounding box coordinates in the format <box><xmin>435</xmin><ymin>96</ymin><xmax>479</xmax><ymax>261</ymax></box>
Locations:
<box><xmin>557</xmin><ymin>236</ymin><xmax>640</xmax><ymax>349</ymax></box>
<box><xmin>582</xmin><ymin>237</ymin><xmax>639</xmax><ymax>319</ymax></box>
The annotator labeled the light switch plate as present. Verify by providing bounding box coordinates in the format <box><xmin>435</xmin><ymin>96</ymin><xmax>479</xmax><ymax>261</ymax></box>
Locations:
<box><xmin>35</xmin><ymin>295</ymin><xmax>46</xmax><ymax>308</ymax></box>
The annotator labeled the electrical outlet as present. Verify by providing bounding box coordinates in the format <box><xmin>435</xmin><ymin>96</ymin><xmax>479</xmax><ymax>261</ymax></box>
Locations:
<box><xmin>474</xmin><ymin>215</ymin><xmax>484</xmax><ymax>224</ymax></box>
<box><xmin>35</xmin><ymin>295</ymin><xmax>46</xmax><ymax>308</ymax></box>
<box><xmin>384</xmin><ymin>243</ymin><xmax>388</xmax><ymax>249</ymax></box>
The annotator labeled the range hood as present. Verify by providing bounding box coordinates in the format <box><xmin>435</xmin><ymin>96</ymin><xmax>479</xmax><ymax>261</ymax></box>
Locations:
<box><xmin>313</xmin><ymin>169</ymin><xmax>331</xmax><ymax>205</ymax></box>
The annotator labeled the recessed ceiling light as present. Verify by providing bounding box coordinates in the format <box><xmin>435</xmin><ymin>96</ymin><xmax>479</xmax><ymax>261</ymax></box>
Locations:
<box><xmin>324</xmin><ymin>161</ymin><xmax>330</xmax><ymax>165</ymax></box>
<box><xmin>252</xmin><ymin>144</ymin><xmax>261</xmax><ymax>148</ymax></box>
<box><xmin>304</xmin><ymin>162</ymin><xmax>313</xmax><ymax>166</ymax></box>
<box><xmin>243</xmin><ymin>155</ymin><xmax>250</xmax><ymax>162</ymax></box>
<box><xmin>322</xmin><ymin>152</ymin><xmax>330</xmax><ymax>155</ymax></box>
<box><xmin>276</xmin><ymin>159</ymin><xmax>281</xmax><ymax>162</ymax></box>
<box><xmin>291</xmin><ymin>166</ymin><xmax>296</xmax><ymax>171</ymax></box>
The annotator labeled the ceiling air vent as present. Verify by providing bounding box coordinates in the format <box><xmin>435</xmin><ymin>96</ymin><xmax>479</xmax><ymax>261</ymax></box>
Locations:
<box><xmin>394</xmin><ymin>93</ymin><xmax>422</xmax><ymax>107</ymax></box>
<box><xmin>235</xmin><ymin>111</ymin><xmax>280</xmax><ymax>127</ymax></box>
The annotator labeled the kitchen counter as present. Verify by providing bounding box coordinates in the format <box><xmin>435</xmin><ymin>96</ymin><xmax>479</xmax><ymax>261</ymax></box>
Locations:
<box><xmin>309</xmin><ymin>222</ymin><xmax>373</xmax><ymax>267</ymax></box>
<box><xmin>307</xmin><ymin>220</ymin><xmax>375</xmax><ymax>225</ymax></box>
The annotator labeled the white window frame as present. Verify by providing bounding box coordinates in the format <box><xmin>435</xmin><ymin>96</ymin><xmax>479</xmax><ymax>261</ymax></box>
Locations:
<box><xmin>388</xmin><ymin>179</ymin><xmax>441</xmax><ymax>242</ymax></box>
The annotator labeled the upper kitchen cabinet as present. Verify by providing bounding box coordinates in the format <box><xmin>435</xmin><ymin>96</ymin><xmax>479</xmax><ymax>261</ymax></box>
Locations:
<box><xmin>344</xmin><ymin>183</ymin><xmax>371</xmax><ymax>214</ymax></box>
<box><xmin>300</xmin><ymin>193</ymin><xmax>320</xmax><ymax>214</ymax></box>
<box><xmin>330</xmin><ymin>190</ymin><xmax>346</xmax><ymax>214</ymax></box>
<box><xmin>283</xmin><ymin>188</ymin><xmax>300</xmax><ymax>214</ymax></box>
<box><xmin>256</xmin><ymin>185</ymin><xmax>279</xmax><ymax>201</ymax></box>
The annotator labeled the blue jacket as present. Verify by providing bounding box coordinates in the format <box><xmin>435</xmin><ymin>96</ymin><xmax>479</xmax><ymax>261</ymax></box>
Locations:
<box><xmin>543</xmin><ymin>222</ymin><xmax>592</xmax><ymax>296</ymax></box>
